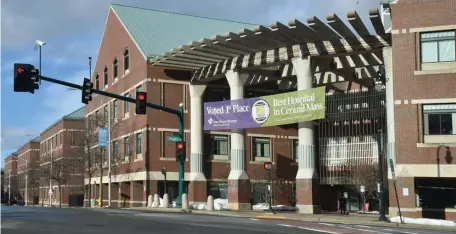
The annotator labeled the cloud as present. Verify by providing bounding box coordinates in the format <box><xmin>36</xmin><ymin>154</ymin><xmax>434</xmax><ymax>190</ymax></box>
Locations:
<box><xmin>37</xmin><ymin>70</ymin><xmax>86</xmax><ymax>128</ymax></box>
<box><xmin>1</xmin><ymin>127</ymin><xmax>38</xmax><ymax>152</ymax></box>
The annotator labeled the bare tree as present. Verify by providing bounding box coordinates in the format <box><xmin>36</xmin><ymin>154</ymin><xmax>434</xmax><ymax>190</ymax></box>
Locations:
<box><xmin>50</xmin><ymin>157</ymin><xmax>74</xmax><ymax>207</ymax></box>
<box><xmin>27</xmin><ymin>169</ymin><xmax>41</xmax><ymax>205</ymax></box>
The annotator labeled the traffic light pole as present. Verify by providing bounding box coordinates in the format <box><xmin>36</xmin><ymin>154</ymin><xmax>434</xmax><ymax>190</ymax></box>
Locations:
<box><xmin>38</xmin><ymin>75</ymin><xmax>186</xmax><ymax>207</ymax></box>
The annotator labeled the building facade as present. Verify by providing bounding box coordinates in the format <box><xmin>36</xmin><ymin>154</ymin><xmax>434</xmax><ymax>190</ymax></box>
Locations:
<box><xmin>4</xmin><ymin>154</ymin><xmax>18</xmax><ymax>204</ymax></box>
<box><xmin>17</xmin><ymin>137</ymin><xmax>40</xmax><ymax>205</ymax></box>
<box><xmin>39</xmin><ymin>107</ymin><xmax>85</xmax><ymax>207</ymax></box>
<box><xmin>388</xmin><ymin>0</ymin><xmax>456</xmax><ymax>220</ymax></box>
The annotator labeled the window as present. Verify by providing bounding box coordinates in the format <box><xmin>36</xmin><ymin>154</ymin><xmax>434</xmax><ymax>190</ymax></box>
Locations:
<box><xmin>124</xmin><ymin>137</ymin><xmax>130</xmax><ymax>160</ymax></box>
<box><xmin>252</xmin><ymin>137</ymin><xmax>271</xmax><ymax>159</ymax></box>
<box><xmin>112</xmin><ymin>141</ymin><xmax>118</xmax><ymax>158</ymax></box>
<box><xmin>421</xmin><ymin>31</ymin><xmax>456</xmax><ymax>63</ymax></box>
<box><xmin>123</xmin><ymin>49</ymin><xmax>130</xmax><ymax>73</ymax></box>
<box><xmin>292</xmin><ymin>139</ymin><xmax>299</xmax><ymax>161</ymax></box>
<box><xmin>211</xmin><ymin>135</ymin><xmax>228</xmax><ymax>155</ymax></box>
<box><xmin>113</xmin><ymin>58</ymin><xmax>118</xmax><ymax>79</ymax></box>
<box><xmin>104</xmin><ymin>105</ymin><xmax>108</xmax><ymax>125</ymax></box>
<box><xmin>104</xmin><ymin>66</ymin><xmax>108</xmax><ymax>87</ymax></box>
<box><xmin>70</xmin><ymin>132</ymin><xmax>76</xmax><ymax>146</ymax></box>
<box><xmin>95</xmin><ymin>74</ymin><xmax>100</xmax><ymax>90</ymax></box>
<box><xmin>95</xmin><ymin>110</ymin><xmax>99</xmax><ymax>120</ymax></box>
<box><xmin>136</xmin><ymin>85</ymin><xmax>143</xmax><ymax>93</ymax></box>
<box><xmin>136</xmin><ymin>133</ymin><xmax>143</xmax><ymax>155</ymax></box>
<box><xmin>423</xmin><ymin>104</ymin><xmax>455</xmax><ymax>135</ymax></box>
<box><xmin>113</xmin><ymin>100</ymin><xmax>118</xmax><ymax>120</ymax></box>
<box><xmin>124</xmin><ymin>93</ymin><xmax>130</xmax><ymax>116</ymax></box>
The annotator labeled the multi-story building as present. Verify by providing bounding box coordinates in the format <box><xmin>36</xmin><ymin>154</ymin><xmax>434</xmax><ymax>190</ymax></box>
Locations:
<box><xmin>388</xmin><ymin>0</ymin><xmax>456</xmax><ymax>220</ymax></box>
<box><xmin>4</xmin><ymin>153</ymin><xmax>18</xmax><ymax>204</ymax></box>
<box><xmin>39</xmin><ymin>107</ymin><xmax>85</xmax><ymax>207</ymax></box>
<box><xmin>1</xmin><ymin>168</ymin><xmax>5</xmax><ymax>202</ymax></box>
<box><xmin>17</xmin><ymin>136</ymin><xmax>40</xmax><ymax>205</ymax></box>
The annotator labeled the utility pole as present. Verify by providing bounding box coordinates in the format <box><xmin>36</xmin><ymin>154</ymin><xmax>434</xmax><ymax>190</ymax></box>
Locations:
<box><xmin>108</xmin><ymin>100</ymin><xmax>112</xmax><ymax>207</ymax></box>
<box><xmin>377</xmin><ymin>129</ymin><xmax>388</xmax><ymax>221</ymax></box>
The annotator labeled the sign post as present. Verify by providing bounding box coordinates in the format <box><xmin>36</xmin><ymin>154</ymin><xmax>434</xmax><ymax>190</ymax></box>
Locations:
<box><xmin>263</xmin><ymin>162</ymin><xmax>274</xmax><ymax>213</ymax></box>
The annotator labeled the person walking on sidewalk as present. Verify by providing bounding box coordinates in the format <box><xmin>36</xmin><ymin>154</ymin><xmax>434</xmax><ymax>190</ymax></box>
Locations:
<box><xmin>339</xmin><ymin>194</ymin><xmax>347</xmax><ymax>215</ymax></box>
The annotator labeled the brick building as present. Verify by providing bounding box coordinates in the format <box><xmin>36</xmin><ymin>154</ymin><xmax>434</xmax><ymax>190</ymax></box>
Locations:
<box><xmin>388</xmin><ymin>0</ymin><xmax>456</xmax><ymax>220</ymax></box>
<box><xmin>17</xmin><ymin>136</ymin><xmax>40</xmax><ymax>205</ymax></box>
<box><xmin>4</xmin><ymin>153</ymin><xmax>18</xmax><ymax>204</ymax></box>
<box><xmin>39</xmin><ymin>107</ymin><xmax>85</xmax><ymax>207</ymax></box>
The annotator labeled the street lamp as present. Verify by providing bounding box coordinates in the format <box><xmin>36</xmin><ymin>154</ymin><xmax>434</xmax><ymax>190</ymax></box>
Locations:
<box><xmin>34</xmin><ymin>40</ymin><xmax>46</xmax><ymax>84</ymax></box>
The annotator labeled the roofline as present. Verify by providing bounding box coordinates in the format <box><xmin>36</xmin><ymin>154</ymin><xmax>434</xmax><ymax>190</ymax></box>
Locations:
<box><xmin>110</xmin><ymin>5</ymin><xmax>147</xmax><ymax>60</ymax></box>
<box><xmin>39</xmin><ymin>107</ymin><xmax>85</xmax><ymax>135</ymax></box>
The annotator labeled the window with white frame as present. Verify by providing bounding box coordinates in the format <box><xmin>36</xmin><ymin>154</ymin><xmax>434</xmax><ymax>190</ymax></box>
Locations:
<box><xmin>136</xmin><ymin>132</ymin><xmax>143</xmax><ymax>156</ymax></box>
<box><xmin>423</xmin><ymin>104</ymin><xmax>456</xmax><ymax>135</ymax></box>
<box><xmin>124</xmin><ymin>137</ymin><xmax>130</xmax><ymax>160</ymax></box>
<box><xmin>292</xmin><ymin>139</ymin><xmax>299</xmax><ymax>161</ymax></box>
<box><xmin>70</xmin><ymin>132</ymin><xmax>76</xmax><ymax>146</ymax></box>
<box><xmin>421</xmin><ymin>30</ymin><xmax>456</xmax><ymax>63</ymax></box>
<box><xmin>123</xmin><ymin>49</ymin><xmax>130</xmax><ymax>73</ymax></box>
<box><xmin>113</xmin><ymin>100</ymin><xmax>118</xmax><ymax>120</ymax></box>
<box><xmin>124</xmin><ymin>93</ymin><xmax>130</xmax><ymax>116</ymax></box>
<box><xmin>113</xmin><ymin>58</ymin><xmax>118</xmax><ymax>80</ymax></box>
<box><xmin>252</xmin><ymin>137</ymin><xmax>271</xmax><ymax>159</ymax></box>
<box><xmin>112</xmin><ymin>141</ymin><xmax>118</xmax><ymax>158</ymax></box>
<box><xmin>211</xmin><ymin>135</ymin><xmax>229</xmax><ymax>155</ymax></box>
<box><xmin>95</xmin><ymin>74</ymin><xmax>100</xmax><ymax>90</ymax></box>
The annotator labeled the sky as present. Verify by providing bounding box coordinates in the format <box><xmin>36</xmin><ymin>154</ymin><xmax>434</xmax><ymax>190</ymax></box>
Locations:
<box><xmin>0</xmin><ymin>0</ymin><xmax>382</xmax><ymax>162</ymax></box>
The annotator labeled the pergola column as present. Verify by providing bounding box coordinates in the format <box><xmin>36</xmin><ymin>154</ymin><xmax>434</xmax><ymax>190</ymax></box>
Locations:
<box><xmin>188</xmin><ymin>84</ymin><xmax>207</xmax><ymax>203</ymax></box>
<box><xmin>292</xmin><ymin>57</ymin><xmax>321</xmax><ymax>214</ymax></box>
<box><xmin>226</xmin><ymin>70</ymin><xmax>251</xmax><ymax>210</ymax></box>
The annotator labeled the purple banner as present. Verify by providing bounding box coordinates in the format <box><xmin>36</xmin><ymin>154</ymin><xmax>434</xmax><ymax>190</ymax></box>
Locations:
<box><xmin>204</xmin><ymin>98</ymin><xmax>260</xmax><ymax>130</ymax></box>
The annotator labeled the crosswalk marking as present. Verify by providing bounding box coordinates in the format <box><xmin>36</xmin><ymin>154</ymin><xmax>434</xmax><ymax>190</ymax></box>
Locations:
<box><xmin>297</xmin><ymin>226</ymin><xmax>341</xmax><ymax>234</ymax></box>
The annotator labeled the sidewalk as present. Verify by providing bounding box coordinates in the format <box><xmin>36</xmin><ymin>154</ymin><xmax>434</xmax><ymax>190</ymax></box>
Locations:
<box><xmin>116</xmin><ymin>207</ymin><xmax>456</xmax><ymax>232</ymax></box>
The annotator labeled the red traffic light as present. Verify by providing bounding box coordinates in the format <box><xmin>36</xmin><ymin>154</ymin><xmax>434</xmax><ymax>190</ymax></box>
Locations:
<box><xmin>138</xmin><ymin>93</ymin><xmax>145</xmax><ymax>101</ymax></box>
<box><xmin>177</xmin><ymin>143</ymin><xmax>184</xmax><ymax>150</ymax></box>
<box><xmin>17</xmin><ymin>67</ymin><xmax>24</xmax><ymax>74</ymax></box>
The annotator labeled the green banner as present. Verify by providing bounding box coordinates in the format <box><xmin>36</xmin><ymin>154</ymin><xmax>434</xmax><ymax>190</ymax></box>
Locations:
<box><xmin>254</xmin><ymin>86</ymin><xmax>326</xmax><ymax>127</ymax></box>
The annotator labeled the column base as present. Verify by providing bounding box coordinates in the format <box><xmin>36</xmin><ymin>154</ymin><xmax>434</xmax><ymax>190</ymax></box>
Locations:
<box><xmin>228</xmin><ymin>179</ymin><xmax>251</xmax><ymax>211</ymax></box>
<box><xmin>188</xmin><ymin>180</ymin><xmax>207</xmax><ymax>203</ymax></box>
<box><xmin>296</xmin><ymin>178</ymin><xmax>321</xmax><ymax>214</ymax></box>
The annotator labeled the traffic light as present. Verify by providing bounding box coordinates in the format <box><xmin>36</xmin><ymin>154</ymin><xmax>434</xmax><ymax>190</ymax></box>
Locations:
<box><xmin>176</xmin><ymin>141</ymin><xmax>186</xmax><ymax>162</ymax></box>
<box><xmin>161</xmin><ymin>167</ymin><xmax>167</xmax><ymax>176</ymax></box>
<box><xmin>135</xmin><ymin>92</ymin><xmax>147</xmax><ymax>115</ymax></box>
<box><xmin>14</xmin><ymin>63</ymin><xmax>40</xmax><ymax>93</ymax></box>
<box><xmin>263</xmin><ymin>162</ymin><xmax>272</xmax><ymax>171</ymax></box>
<box><xmin>81</xmin><ymin>78</ymin><xmax>93</xmax><ymax>104</ymax></box>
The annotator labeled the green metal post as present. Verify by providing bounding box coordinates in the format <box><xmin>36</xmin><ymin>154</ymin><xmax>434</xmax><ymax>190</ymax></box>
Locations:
<box><xmin>175</xmin><ymin>103</ymin><xmax>185</xmax><ymax>208</ymax></box>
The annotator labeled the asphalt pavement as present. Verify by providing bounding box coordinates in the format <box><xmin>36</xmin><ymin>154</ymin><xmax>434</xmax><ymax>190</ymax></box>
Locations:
<box><xmin>1</xmin><ymin>206</ymin><xmax>455</xmax><ymax>234</ymax></box>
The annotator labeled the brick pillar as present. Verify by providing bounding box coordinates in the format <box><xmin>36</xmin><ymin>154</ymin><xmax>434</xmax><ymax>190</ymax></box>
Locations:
<box><xmin>188</xmin><ymin>84</ymin><xmax>208</xmax><ymax>203</ymax></box>
<box><xmin>292</xmin><ymin>57</ymin><xmax>321</xmax><ymax>214</ymax></box>
<box><xmin>226</xmin><ymin>70</ymin><xmax>251</xmax><ymax>210</ymax></box>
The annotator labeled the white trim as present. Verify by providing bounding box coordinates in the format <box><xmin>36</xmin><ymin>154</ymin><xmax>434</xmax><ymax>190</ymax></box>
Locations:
<box><xmin>247</xmin><ymin>133</ymin><xmax>276</xmax><ymax>138</ymax></box>
<box><xmin>154</xmin><ymin>78</ymin><xmax>190</xmax><ymax>85</ymax></box>
<box><xmin>85</xmin><ymin>171</ymin><xmax>193</xmax><ymax>184</ymax></box>
<box><xmin>16</xmin><ymin>148</ymin><xmax>40</xmax><ymax>158</ymax></box>
<box><xmin>110</xmin><ymin>6</ymin><xmax>147</xmax><ymax>60</ymax></box>
<box><xmin>414</xmin><ymin>69</ymin><xmax>456</xmax><ymax>76</ymax></box>
<box><xmin>85</xmin><ymin>79</ymin><xmax>151</xmax><ymax>116</ymax></box>
<box><xmin>395</xmin><ymin>164</ymin><xmax>456</xmax><ymax>177</ymax></box>
<box><xmin>155</xmin><ymin>128</ymin><xmax>190</xmax><ymax>133</ymax></box>
<box><xmin>40</xmin><ymin>129</ymin><xmax>84</xmax><ymax>143</ymax></box>
<box><xmin>411</xmin><ymin>98</ymin><xmax>456</xmax><ymax>104</ymax></box>
<box><xmin>409</xmin><ymin>24</ymin><xmax>456</xmax><ymax>33</ymax></box>
<box><xmin>111</xmin><ymin>126</ymin><xmax>151</xmax><ymax>142</ymax></box>
<box><xmin>206</xmin><ymin>131</ymin><xmax>231</xmax><ymax>135</ymax></box>
<box><xmin>417</xmin><ymin>143</ymin><xmax>456</xmax><ymax>147</ymax></box>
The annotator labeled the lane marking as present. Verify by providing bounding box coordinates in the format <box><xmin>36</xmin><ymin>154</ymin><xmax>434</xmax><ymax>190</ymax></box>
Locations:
<box><xmin>356</xmin><ymin>225</ymin><xmax>371</xmax><ymax>228</ymax></box>
<box><xmin>340</xmin><ymin>225</ymin><xmax>392</xmax><ymax>234</ymax></box>
<box><xmin>249</xmin><ymin>218</ymin><xmax>258</xmax><ymax>221</ymax></box>
<box><xmin>297</xmin><ymin>226</ymin><xmax>341</xmax><ymax>234</ymax></box>
<box><xmin>319</xmin><ymin>223</ymin><xmax>335</xmax><ymax>226</ymax></box>
<box><xmin>277</xmin><ymin>224</ymin><xmax>293</xmax><ymax>227</ymax></box>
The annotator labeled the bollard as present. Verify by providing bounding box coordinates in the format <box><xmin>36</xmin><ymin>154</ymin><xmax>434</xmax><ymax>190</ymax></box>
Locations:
<box><xmin>90</xmin><ymin>198</ymin><xmax>96</xmax><ymax>208</ymax></box>
<box><xmin>182</xmin><ymin>193</ymin><xmax>189</xmax><ymax>210</ymax></box>
<box><xmin>163</xmin><ymin>193</ymin><xmax>170</xmax><ymax>208</ymax></box>
<box><xmin>207</xmin><ymin>195</ymin><xmax>214</xmax><ymax>211</ymax></box>
<box><xmin>147</xmin><ymin>195</ymin><xmax>153</xmax><ymax>207</ymax></box>
<box><xmin>152</xmin><ymin>194</ymin><xmax>159</xmax><ymax>208</ymax></box>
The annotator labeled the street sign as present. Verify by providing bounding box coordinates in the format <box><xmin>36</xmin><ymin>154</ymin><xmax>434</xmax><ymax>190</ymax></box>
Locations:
<box><xmin>360</xmin><ymin>185</ymin><xmax>365</xmax><ymax>193</ymax></box>
<box><xmin>98</xmin><ymin>128</ymin><xmax>108</xmax><ymax>148</ymax></box>
<box><xmin>167</xmin><ymin>136</ymin><xmax>182</xmax><ymax>142</ymax></box>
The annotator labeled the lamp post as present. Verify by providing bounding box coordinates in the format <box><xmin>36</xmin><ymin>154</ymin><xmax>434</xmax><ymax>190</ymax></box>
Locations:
<box><xmin>34</xmin><ymin>40</ymin><xmax>46</xmax><ymax>85</ymax></box>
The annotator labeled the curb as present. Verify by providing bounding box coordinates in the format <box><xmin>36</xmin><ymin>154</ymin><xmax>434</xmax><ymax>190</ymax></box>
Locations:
<box><xmin>255</xmin><ymin>215</ymin><xmax>287</xmax><ymax>220</ymax></box>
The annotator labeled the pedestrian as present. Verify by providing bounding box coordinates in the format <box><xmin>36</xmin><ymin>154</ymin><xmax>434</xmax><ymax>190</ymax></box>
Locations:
<box><xmin>339</xmin><ymin>194</ymin><xmax>347</xmax><ymax>215</ymax></box>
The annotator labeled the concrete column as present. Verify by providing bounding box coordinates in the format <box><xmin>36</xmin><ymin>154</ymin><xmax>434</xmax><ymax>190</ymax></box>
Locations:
<box><xmin>291</xmin><ymin>57</ymin><xmax>321</xmax><ymax>214</ymax></box>
<box><xmin>226</xmin><ymin>70</ymin><xmax>251</xmax><ymax>211</ymax></box>
<box><xmin>188</xmin><ymin>84</ymin><xmax>208</xmax><ymax>203</ymax></box>
<box><xmin>383</xmin><ymin>47</ymin><xmax>396</xmax><ymax>180</ymax></box>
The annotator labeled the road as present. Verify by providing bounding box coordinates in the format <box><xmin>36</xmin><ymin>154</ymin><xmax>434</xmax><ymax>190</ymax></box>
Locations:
<box><xmin>1</xmin><ymin>206</ymin><xmax>454</xmax><ymax>234</ymax></box>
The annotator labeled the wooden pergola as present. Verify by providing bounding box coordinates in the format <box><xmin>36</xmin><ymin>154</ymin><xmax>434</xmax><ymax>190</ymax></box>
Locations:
<box><xmin>150</xmin><ymin>8</ymin><xmax>392</xmax><ymax>92</ymax></box>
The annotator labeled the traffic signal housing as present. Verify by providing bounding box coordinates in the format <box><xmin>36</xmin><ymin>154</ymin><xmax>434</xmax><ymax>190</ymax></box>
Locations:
<box><xmin>14</xmin><ymin>63</ymin><xmax>40</xmax><ymax>93</ymax></box>
<box><xmin>135</xmin><ymin>92</ymin><xmax>147</xmax><ymax>115</ymax></box>
<box><xmin>81</xmin><ymin>78</ymin><xmax>93</xmax><ymax>104</ymax></box>
<box><xmin>176</xmin><ymin>141</ymin><xmax>186</xmax><ymax>162</ymax></box>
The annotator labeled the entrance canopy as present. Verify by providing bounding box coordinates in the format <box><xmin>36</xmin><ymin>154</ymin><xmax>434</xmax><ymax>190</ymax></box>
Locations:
<box><xmin>150</xmin><ymin>9</ymin><xmax>391</xmax><ymax>91</ymax></box>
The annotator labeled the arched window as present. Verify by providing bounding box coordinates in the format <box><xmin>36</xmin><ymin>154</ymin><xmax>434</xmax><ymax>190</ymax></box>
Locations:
<box><xmin>104</xmin><ymin>66</ymin><xmax>108</xmax><ymax>87</ymax></box>
<box><xmin>95</xmin><ymin>74</ymin><xmax>100</xmax><ymax>90</ymax></box>
<box><xmin>113</xmin><ymin>58</ymin><xmax>118</xmax><ymax>79</ymax></box>
<box><xmin>123</xmin><ymin>48</ymin><xmax>130</xmax><ymax>73</ymax></box>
